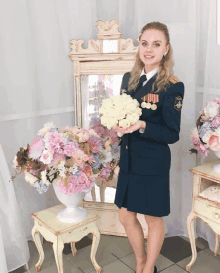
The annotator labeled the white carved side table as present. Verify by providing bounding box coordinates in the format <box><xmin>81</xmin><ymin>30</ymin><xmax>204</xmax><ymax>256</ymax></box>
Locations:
<box><xmin>186</xmin><ymin>160</ymin><xmax>220</xmax><ymax>272</ymax></box>
<box><xmin>31</xmin><ymin>204</ymin><xmax>101</xmax><ymax>273</ymax></box>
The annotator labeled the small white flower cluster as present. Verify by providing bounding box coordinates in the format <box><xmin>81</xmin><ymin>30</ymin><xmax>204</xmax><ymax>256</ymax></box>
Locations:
<box><xmin>58</xmin><ymin>161</ymin><xmax>66</xmax><ymax>178</ymax></box>
<box><xmin>204</xmin><ymin>101</ymin><xmax>219</xmax><ymax>118</ymax></box>
<box><xmin>38</xmin><ymin>122</ymin><xmax>55</xmax><ymax>137</ymax></box>
<box><xmin>99</xmin><ymin>94</ymin><xmax>142</xmax><ymax>130</ymax></box>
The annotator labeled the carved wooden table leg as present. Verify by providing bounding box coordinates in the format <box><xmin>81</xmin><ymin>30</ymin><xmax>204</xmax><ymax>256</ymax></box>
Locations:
<box><xmin>214</xmin><ymin>233</ymin><xmax>219</xmax><ymax>256</ymax></box>
<box><xmin>90</xmin><ymin>223</ymin><xmax>101</xmax><ymax>273</ymax></box>
<box><xmin>52</xmin><ymin>238</ymin><xmax>64</xmax><ymax>273</ymax></box>
<box><xmin>100</xmin><ymin>182</ymin><xmax>107</xmax><ymax>203</ymax></box>
<box><xmin>32</xmin><ymin>225</ymin><xmax>45</xmax><ymax>272</ymax></box>
<box><xmin>71</xmin><ymin>242</ymin><xmax>77</xmax><ymax>256</ymax></box>
<box><xmin>91</xmin><ymin>186</ymin><xmax>96</xmax><ymax>201</ymax></box>
<box><xmin>186</xmin><ymin>211</ymin><xmax>197</xmax><ymax>272</ymax></box>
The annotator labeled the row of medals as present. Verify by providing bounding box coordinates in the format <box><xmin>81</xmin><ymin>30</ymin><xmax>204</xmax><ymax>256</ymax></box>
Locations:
<box><xmin>141</xmin><ymin>101</ymin><xmax>157</xmax><ymax>110</ymax></box>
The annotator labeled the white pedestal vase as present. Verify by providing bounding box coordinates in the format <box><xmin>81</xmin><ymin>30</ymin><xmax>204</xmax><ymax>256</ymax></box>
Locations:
<box><xmin>53</xmin><ymin>183</ymin><xmax>91</xmax><ymax>223</ymax></box>
<box><xmin>212</xmin><ymin>150</ymin><xmax>220</xmax><ymax>174</ymax></box>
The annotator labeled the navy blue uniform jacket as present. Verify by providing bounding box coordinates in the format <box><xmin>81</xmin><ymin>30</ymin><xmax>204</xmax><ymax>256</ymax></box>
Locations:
<box><xmin>118</xmin><ymin>72</ymin><xmax>185</xmax><ymax>176</ymax></box>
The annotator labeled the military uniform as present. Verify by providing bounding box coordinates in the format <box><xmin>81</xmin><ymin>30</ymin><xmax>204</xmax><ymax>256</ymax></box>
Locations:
<box><xmin>114</xmin><ymin>69</ymin><xmax>185</xmax><ymax>217</ymax></box>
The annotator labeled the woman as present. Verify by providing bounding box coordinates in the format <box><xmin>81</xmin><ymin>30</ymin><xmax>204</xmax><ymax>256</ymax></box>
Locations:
<box><xmin>113</xmin><ymin>22</ymin><xmax>184</xmax><ymax>273</ymax></box>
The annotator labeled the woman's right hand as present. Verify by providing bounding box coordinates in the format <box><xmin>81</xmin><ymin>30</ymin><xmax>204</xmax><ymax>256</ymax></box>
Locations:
<box><xmin>113</xmin><ymin>125</ymin><xmax>128</xmax><ymax>134</ymax></box>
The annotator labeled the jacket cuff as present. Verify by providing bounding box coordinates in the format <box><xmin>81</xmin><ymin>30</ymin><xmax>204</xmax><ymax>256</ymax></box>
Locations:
<box><xmin>117</xmin><ymin>132</ymin><xmax>124</xmax><ymax>137</ymax></box>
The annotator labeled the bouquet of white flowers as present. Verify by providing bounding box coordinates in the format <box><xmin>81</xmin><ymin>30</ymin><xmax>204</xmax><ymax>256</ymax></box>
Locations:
<box><xmin>99</xmin><ymin>93</ymin><xmax>142</xmax><ymax>130</ymax></box>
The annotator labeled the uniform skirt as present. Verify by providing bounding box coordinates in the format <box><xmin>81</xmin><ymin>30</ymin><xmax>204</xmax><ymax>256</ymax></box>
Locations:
<box><xmin>114</xmin><ymin>168</ymin><xmax>170</xmax><ymax>217</ymax></box>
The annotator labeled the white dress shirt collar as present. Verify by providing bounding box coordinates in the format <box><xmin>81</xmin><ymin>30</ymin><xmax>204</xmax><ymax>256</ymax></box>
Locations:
<box><xmin>140</xmin><ymin>67</ymin><xmax>158</xmax><ymax>85</ymax></box>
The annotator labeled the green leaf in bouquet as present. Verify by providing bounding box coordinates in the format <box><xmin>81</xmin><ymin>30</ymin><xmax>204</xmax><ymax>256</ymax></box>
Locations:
<box><xmin>16</xmin><ymin>146</ymin><xmax>30</xmax><ymax>167</ymax></box>
<box><xmin>66</xmin><ymin>158</ymin><xmax>74</xmax><ymax>168</ymax></box>
<box><xmin>47</xmin><ymin>168</ymin><xmax>59</xmax><ymax>183</ymax></box>
<box><xmin>70</xmin><ymin>134</ymin><xmax>79</xmax><ymax>142</ymax></box>
<box><xmin>62</xmin><ymin>132</ymin><xmax>69</xmax><ymax>139</ymax></box>
<box><xmin>196</xmin><ymin>115</ymin><xmax>203</xmax><ymax>128</ymax></box>
<box><xmin>93</xmin><ymin>169</ymin><xmax>100</xmax><ymax>174</ymax></box>
<box><xmin>189</xmin><ymin>148</ymin><xmax>198</xmax><ymax>155</ymax></box>
<box><xmin>21</xmin><ymin>164</ymin><xmax>27</xmax><ymax>174</ymax></box>
<box><xmin>84</xmin><ymin>143</ymin><xmax>90</xmax><ymax>155</ymax></box>
<box><xmin>107</xmin><ymin>171</ymin><xmax>114</xmax><ymax>181</ymax></box>
<box><xmin>52</xmin><ymin>175</ymin><xmax>62</xmax><ymax>185</ymax></box>
<box><xmin>56</xmin><ymin>159</ymin><xmax>63</xmax><ymax>166</ymax></box>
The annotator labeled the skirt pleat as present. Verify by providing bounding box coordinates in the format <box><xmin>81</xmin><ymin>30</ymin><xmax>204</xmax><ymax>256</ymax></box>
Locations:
<box><xmin>114</xmin><ymin>168</ymin><xmax>170</xmax><ymax>217</ymax></box>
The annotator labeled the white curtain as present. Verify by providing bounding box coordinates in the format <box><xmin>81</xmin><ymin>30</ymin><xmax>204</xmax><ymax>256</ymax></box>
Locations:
<box><xmin>0</xmin><ymin>0</ymin><xmax>219</xmax><ymax>270</ymax></box>
<box><xmin>0</xmin><ymin>144</ymin><xmax>30</xmax><ymax>272</ymax></box>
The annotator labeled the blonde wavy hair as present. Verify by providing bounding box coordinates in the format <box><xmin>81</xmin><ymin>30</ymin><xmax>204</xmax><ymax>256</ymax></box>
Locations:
<box><xmin>128</xmin><ymin>21</ymin><xmax>174</xmax><ymax>93</ymax></box>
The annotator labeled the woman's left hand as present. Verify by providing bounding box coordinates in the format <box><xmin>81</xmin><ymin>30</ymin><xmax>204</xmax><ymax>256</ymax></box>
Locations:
<box><xmin>113</xmin><ymin>120</ymin><xmax>145</xmax><ymax>134</ymax></box>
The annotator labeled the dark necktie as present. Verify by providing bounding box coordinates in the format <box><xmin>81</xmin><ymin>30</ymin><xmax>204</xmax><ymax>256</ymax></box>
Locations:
<box><xmin>136</xmin><ymin>74</ymin><xmax>147</xmax><ymax>90</ymax></box>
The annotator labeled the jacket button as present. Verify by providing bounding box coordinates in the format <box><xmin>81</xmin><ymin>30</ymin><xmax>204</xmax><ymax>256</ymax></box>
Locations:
<box><xmin>126</xmin><ymin>145</ymin><xmax>128</xmax><ymax>149</ymax></box>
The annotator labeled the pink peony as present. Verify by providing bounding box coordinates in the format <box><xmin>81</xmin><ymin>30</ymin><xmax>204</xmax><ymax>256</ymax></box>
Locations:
<box><xmin>191</xmin><ymin>127</ymin><xmax>209</xmax><ymax>157</ymax></box>
<box><xmin>109</xmin><ymin>129</ymin><xmax>119</xmax><ymax>145</ymax></box>
<box><xmin>83</xmin><ymin>164</ymin><xmax>93</xmax><ymax>179</ymax></box>
<box><xmin>29</xmin><ymin>138</ymin><xmax>45</xmax><ymax>160</ymax></box>
<box><xmin>44</xmin><ymin>132</ymin><xmax>67</xmax><ymax>153</ymax></box>
<box><xmin>213</xmin><ymin>98</ymin><xmax>220</xmax><ymax>104</ymax></box>
<box><xmin>198</xmin><ymin>143</ymin><xmax>209</xmax><ymax>157</ymax></box>
<box><xmin>76</xmin><ymin>129</ymin><xmax>90</xmax><ymax>142</ymax></box>
<box><xmin>63</xmin><ymin>142</ymin><xmax>77</xmax><ymax>157</ymax></box>
<box><xmin>88</xmin><ymin>154</ymin><xmax>95</xmax><ymax>164</ymax></box>
<box><xmin>72</xmin><ymin>150</ymin><xmax>89</xmax><ymax>168</ymax></box>
<box><xmin>207</xmin><ymin>133</ymin><xmax>220</xmax><ymax>151</ymax></box>
<box><xmin>211</xmin><ymin>116</ymin><xmax>220</xmax><ymax>127</ymax></box>
<box><xmin>192</xmin><ymin>136</ymin><xmax>199</xmax><ymax>145</ymax></box>
<box><xmin>91</xmin><ymin>124</ymin><xmax>105</xmax><ymax>136</ymax></box>
<box><xmin>99</xmin><ymin>162</ymin><xmax>112</xmax><ymax>179</ymax></box>
<box><xmin>58</xmin><ymin>172</ymin><xmax>94</xmax><ymax>195</ymax></box>
<box><xmin>49</xmin><ymin>152</ymin><xmax>65</xmax><ymax>165</ymax></box>
<box><xmin>87</xmin><ymin>135</ymin><xmax>103</xmax><ymax>153</ymax></box>
<box><xmin>103</xmin><ymin>128</ymin><xmax>110</xmax><ymax>138</ymax></box>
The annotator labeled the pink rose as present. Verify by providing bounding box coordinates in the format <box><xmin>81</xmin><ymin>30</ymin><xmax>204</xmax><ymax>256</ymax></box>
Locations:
<box><xmin>77</xmin><ymin>130</ymin><xmax>90</xmax><ymax>142</ymax></box>
<box><xmin>84</xmin><ymin>164</ymin><xmax>93</xmax><ymax>179</ymax></box>
<box><xmin>72</xmin><ymin>150</ymin><xmax>88</xmax><ymax>168</ymax></box>
<box><xmin>207</xmin><ymin>133</ymin><xmax>220</xmax><ymax>151</ymax></box>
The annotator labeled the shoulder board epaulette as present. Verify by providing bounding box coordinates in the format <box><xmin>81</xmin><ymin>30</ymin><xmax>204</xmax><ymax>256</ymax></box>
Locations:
<box><xmin>168</xmin><ymin>75</ymin><xmax>180</xmax><ymax>84</ymax></box>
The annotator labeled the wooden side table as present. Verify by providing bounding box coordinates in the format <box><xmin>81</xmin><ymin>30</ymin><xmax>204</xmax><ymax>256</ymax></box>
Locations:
<box><xmin>186</xmin><ymin>160</ymin><xmax>220</xmax><ymax>272</ymax></box>
<box><xmin>31</xmin><ymin>204</ymin><xmax>102</xmax><ymax>273</ymax></box>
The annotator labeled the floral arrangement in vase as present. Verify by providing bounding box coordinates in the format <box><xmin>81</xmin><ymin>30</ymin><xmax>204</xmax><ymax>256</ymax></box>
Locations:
<box><xmin>11</xmin><ymin>122</ymin><xmax>106</xmax><ymax>194</ymax></box>
<box><xmin>99</xmin><ymin>93</ymin><xmax>142</xmax><ymax>130</ymax></box>
<box><xmin>190</xmin><ymin>98</ymin><xmax>220</xmax><ymax>157</ymax></box>
<box><xmin>89</xmin><ymin>116</ymin><xmax>122</xmax><ymax>187</ymax></box>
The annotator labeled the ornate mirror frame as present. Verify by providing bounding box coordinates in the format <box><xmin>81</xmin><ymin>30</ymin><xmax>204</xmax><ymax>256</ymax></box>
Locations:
<box><xmin>69</xmin><ymin>20</ymin><xmax>149</xmax><ymax>236</ymax></box>
<box><xmin>69</xmin><ymin>19</ymin><xmax>138</xmax><ymax>127</ymax></box>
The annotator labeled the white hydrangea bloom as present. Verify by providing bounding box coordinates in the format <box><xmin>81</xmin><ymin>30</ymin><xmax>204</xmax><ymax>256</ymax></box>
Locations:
<box><xmin>204</xmin><ymin>102</ymin><xmax>219</xmax><ymax>118</ymax></box>
<box><xmin>40</xmin><ymin>170</ymin><xmax>50</xmax><ymax>186</ymax></box>
<box><xmin>24</xmin><ymin>171</ymin><xmax>38</xmax><ymax>186</ymax></box>
<box><xmin>202</xmin><ymin>130</ymin><xmax>213</xmax><ymax>143</ymax></box>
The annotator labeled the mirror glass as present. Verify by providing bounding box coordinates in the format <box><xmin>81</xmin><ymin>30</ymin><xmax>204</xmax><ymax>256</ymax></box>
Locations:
<box><xmin>103</xmin><ymin>40</ymin><xmax>118</xmax><ymax>53</ymax></box>
<box><xmin>81</xmin><ymin>74</ymin><xmax>123</xmax><ymax>203</ymax></box>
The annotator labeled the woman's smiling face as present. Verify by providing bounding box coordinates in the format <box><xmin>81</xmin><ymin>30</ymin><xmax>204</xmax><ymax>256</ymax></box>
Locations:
<box><xmin>139</xmin><ymin>29</ymin><xmax>170</xmax><ymax>73</ymax></box>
